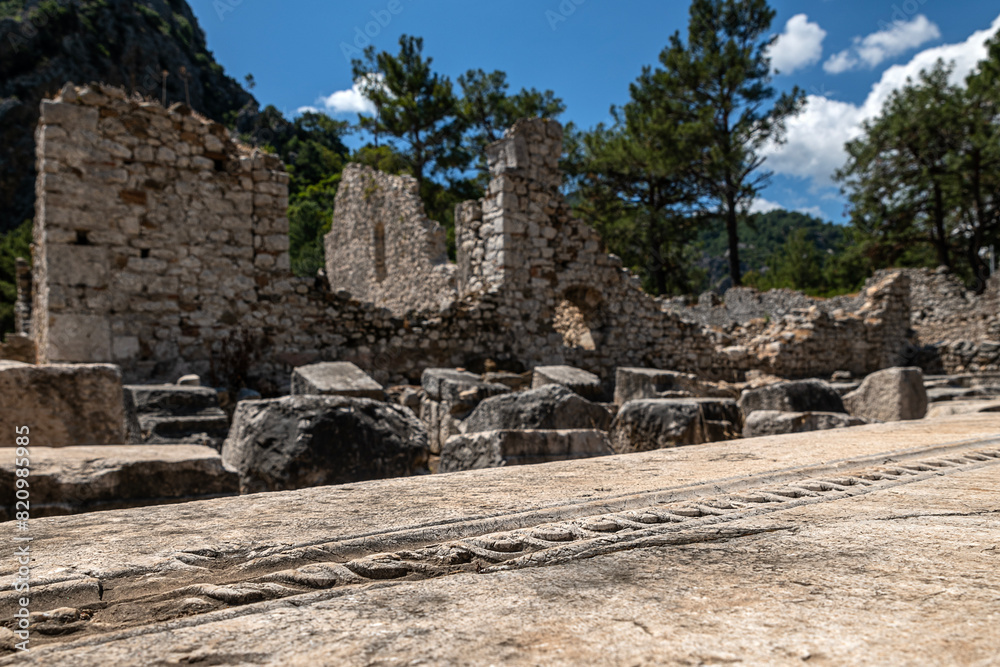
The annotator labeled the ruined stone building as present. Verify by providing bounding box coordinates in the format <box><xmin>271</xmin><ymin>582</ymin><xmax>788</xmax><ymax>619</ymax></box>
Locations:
<box><xmin>15</xmin><ymin>83</ymin><xmax>1000</xmax><ymax>391</ymax></box>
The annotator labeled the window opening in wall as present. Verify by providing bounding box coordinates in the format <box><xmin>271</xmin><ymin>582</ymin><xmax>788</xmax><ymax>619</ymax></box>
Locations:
<box><xmin>374</xmin><ymin>221</ymin><xmax>387</xmax><ymax>283</ymax></box>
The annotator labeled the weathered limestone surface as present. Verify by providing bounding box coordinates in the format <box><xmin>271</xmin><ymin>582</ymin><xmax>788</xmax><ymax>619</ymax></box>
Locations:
<box><xmin>531</xmin><ymin>365</ymin><xmax>604</xmax><ymax>400</ymax></box>
<box><xmin>222</xmin><ymin>396</ymin><xmax>429</xmax><ymax>493</ymax></box>
<box><xmin>290</xmin><ymin>361</ymin><xmax>384</xmax><ymax>400</ymax></box>
<box><xmin>609</xmin><ymin>398</ymin><xmax>741</xmax><ymax>454</ymax></box>
<box><xmin>926</xmin><ymin>398</ymin><xmax>1000</xmax><ymax>418</ymax></box>
<box><xmin>743</xmin><ymin>410</ymin><xmax>869</xmax><ymax>438</ymax></box>
<box><xmin>0</xmin><ymin>445</ymin><xmax>237</xmax><ymax>520</ymax></box>
<box><xmin>738</xmin><ymin>379</ymin><xmax>845</xmax><ymax>418</ymax></box>
<box><xmin>463</xmin><ymin>384</ymin><xmax>612</xmax><ymax>434</ymax></box>
<box><xmin>843</xmin><ymin>366</ymin><xmax>928</xmax><ymax>422</ymax></box>
<box><xmin>2</xmin><ymin>415</ymin><xmax>998</xmax><ymax>665</ymax></box>
<box><xmin>440</xmin><ymin>429</ymin><xmax>613</xmax><ymax>472</ymax></box>
<box><xmin>0</xmin><ymin>361</ymin><xmax>125</xmax><ymax>447</ymax></box>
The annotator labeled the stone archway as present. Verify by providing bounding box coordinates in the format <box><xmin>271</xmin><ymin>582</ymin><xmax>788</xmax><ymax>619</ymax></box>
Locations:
<box><xmin>553</xmin><ymin>286</ymin><xmax>604</xmax><ymax>351</ymax></box>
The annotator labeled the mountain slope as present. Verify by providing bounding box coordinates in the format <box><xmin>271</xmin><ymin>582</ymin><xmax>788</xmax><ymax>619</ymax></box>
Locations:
<box><xmin>0</xmin><ymin>0</ymin><xmax>256</xmax><ymax>232</ymax></box>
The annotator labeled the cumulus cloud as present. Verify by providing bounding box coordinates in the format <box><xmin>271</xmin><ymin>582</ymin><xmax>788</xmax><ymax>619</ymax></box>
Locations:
<box><xmin>766</xmin><ymin>13</ymin><xmax>1000</xmax><ymax>189</ymax></box>
<box><xmin>824</xmin><ymin>15</ymin><xmax>941</xmax><ymax>73</ymax></box>
<box><xmin>769</xmin><ymin>14</ymin><xmax>827</xmax><ymax>74</ymax></box>
<box><xmin>748</xmin><ymin>198</ymin><xmax>784</xmax><ymax>214</ymax></box>
<box><xmin>312</xmin><ymin>74</ymin><xmax>386</xmax><ymax>115</ymax></box>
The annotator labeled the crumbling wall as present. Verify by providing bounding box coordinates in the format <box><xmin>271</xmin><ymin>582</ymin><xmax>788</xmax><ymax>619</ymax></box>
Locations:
<box><xmin>27</xmin><ymin>89</ymin><xmax>936</xmax><ymax>388</ymax></box>
<box><xmin>32</xmin><ymin>83</ymin><xmax>288</xmax><ymax>379</ymax></box>
<box><xmin>324</xmin><ymin>164</ymin><xmax>456</xmax><ymax>315</ymax></box>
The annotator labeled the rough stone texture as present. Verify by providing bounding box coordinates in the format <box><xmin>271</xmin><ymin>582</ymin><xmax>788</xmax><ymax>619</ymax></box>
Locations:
<box><xmin>0</xmin><ymin>445</ymin><xmax>237</xmax><ymax>520</ymax></box>
<box><xmin>221</xmin><ymin>396</ymin><xmax>429</xmax><ymax>493</ymax></box>
<box><xmin>125</xmin><ymin>384</ymin><xmax>229</xmax><ymax>449</ymax></box>
<box><xmin>0</xmin><ymin>334</ymin><xmax>35</xmax><ymax>364</ymax></box>
<box><xmin>609</xmin><ymin>398</ymin><xmax>742</xmax><ymax>454</ymax></box>
<box><xmin>738</xmin><ymin>379</ymin><xmax>846</xmax><ymax>418</ymax></box>
<box><xmin>3</xmin><ymin>415</ymin><xmax>998</xmax><ymax>665</ymax></box>
<box><xmin>0</xmin><ymin>361</ymin><xmax>125</xmax><ymax>447</ymax></box>
<box><xmin>419</xmin><ymin>369</ymin><xmax>511</xmax><ymax>457</ymax></box>
<box><xmin>439</xmin><ymin>429</ymin><xmax>613</xmax><ymax>472</ymax></box>
<box><xmin>290</xmin><ymin>361</ymin><xmax>384</xmax><ymax>400</ymax></box>
<box><xmin>463</xmin><ymin>384</ymin><xmax>612</xmax><ymax>434</ymax></box>
<box><xmin>743</xmin><ymin>410</ymin><xmax>869</xmax><ymax>438</ymax></box>
<box><xmin>531</xmin><ymin>365</ymin><xmax>604</xmax><ymax>400</ymax></box>
<box><xmin>31</xmin><ymin>85</ymin><xmax>289</xmax><ymax>382</ymax></box>
<box><xmin>324</xmin><ymin>164</ymin><xmax>457</xmax><ymax>314</ymax></box>
<box><xmin>613</xmin><ymin>367</ymin><xmax>738</xmax><ymax>404</ymax></box>
<box><xmin>843</xmin><ymin>367</ymin><xmax>928</xmax><ymax>422</ymax></box>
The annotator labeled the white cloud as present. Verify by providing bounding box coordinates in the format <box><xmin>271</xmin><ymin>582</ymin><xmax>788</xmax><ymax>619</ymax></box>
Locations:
<box><xmin>769</xmin><ymin>14</ymin><xmax>827</xmax><ymax>74</ymax></box>
<box><xmin>766</xmin><ymin>13</ymin><xmax>1000</xmax><ymax>189</ymax></box>
<box><xmin>749</xmin><ymin>198</ymin><xmax>783</xmax><ymax>214</ymax></box>
<box><xmin>296</xmin><ymin>105</ymin><xmax>321</xmax><ymax>115</ymax></box>
<box><xmin>797</xmin><ymin>205</ymin><xmax>826</xmax><ymax>219</ymax></box>
<box><xmin>824</xmin><ymin>15</ymin><xmax>941</xmax><ymax>73</ymax></box>
<box><xmin>313</xmin><ymin>74</ymin><xmax>386</xmax><ymax>115</ymax></box>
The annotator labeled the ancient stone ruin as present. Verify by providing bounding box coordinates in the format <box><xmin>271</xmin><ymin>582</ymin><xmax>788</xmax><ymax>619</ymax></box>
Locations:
<box><xmin>21</xmin><ymin>83</ymin><xmax>978</xmax><ymax>390</ymax></box>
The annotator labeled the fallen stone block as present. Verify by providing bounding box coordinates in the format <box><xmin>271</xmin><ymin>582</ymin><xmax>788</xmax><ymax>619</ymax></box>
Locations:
<box><xmin>222</xmin><ymin>396</ymin><xmax>429</xmax><ymax>493</ymax></box>
<box><xmin>609</xmin><ymin>398</ymin><xmax>742</xmax><ymax>454</ymax></box>
<box><xmin>439</xmin><ymin>429</ymin><xmax>613</xmax><ymax>472</ymax></box>
<box><xmin>743</xmin><ymin>410</ymin><xmax>869</xmax><ymax>438</ymax></box>
<box><xmin>125</xmin><ymin>385</ymin><xmax>229</xmax><ymax>449</ymax></box>
<box><xmin>844</xmin><ymin>367</ymin><xmax>927</xmax><ymax>422</ymax></box>
<box><xmin>0</xmin><ymin>445</ymin><xmax>238</xmax><ymax>520</ymax></box>
<box><xmin>419</xmin><ymin>369</ymin><xmax>511</xmax><ymax>456</ymax></box>
<box><xmin>421</xmin><ymin>368</ymin><xmax>509</xmax><ymax>404</ymax></box>
<box><xmin>614</xmin><ymin>367</ymin><xmax>737</xmax><ymax>404</ymax></box>
<box><xmin>290</xmin><ymin>361</ymin><xmax>385</xmax><ymax>400</ymax></box>
<box><xmin>738</xmin><ymin>379</ymin><xmax>845</xmax><ymax>418</ymax></box>
<box><xmin>483</xmin><ymin>371</ymin><xmax>532</xmax><ymax>391</ymax></box>
<box><xmin>0</xmin><ymin>361</ymin><xmax>125</xmax><ymax>447</ymax></box>
<box><xmin>531</xmin><ymin>365</ymin><xmax>604</xmax><ymax>400</ymax></box>
<box><xmin>463</xmin><ymin>384</ymin><xmax>612</xmax><ymax>434</ymax></box>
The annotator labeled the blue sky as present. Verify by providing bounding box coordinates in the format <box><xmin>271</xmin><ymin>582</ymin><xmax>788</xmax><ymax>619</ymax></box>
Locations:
<box><xmin>187</xmin><ymin>0</ymin><xmax>1000</xmax><ymax>223</ymax></box>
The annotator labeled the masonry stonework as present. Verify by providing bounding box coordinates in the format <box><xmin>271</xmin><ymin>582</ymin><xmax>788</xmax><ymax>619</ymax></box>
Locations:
<box><xmin>27</xmin><ymin>84</ymin><xmax>982</xmax><ymax>390</ymax></box>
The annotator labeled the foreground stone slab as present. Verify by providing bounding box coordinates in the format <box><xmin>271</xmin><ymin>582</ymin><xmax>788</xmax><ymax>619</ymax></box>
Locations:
<box><xmin>2</xmin><ymin>415</ymin><xmax>999</xmax><ymax>664</ymax></box>
<box><xmin>743</xmin><ymin>410</ymin><xmax>869</xmax><ymax>438</ymax></box>
<box><xmin>844</xmin><ymin>366</ymin><xmax>927</xmax><ymax>422</ymax></box>
<box><xmin>926</xmin><ymin>398</ymin><xmax>1000</xmax><ymax>418</ymax></box>
<box><xmin>222</xmin><ymin>396</ymin><xmax>429</xmax><ymax>493</ymax></box>
<box><xmin>290</xmin><ymin>361</ymin><xmax>385</xmax><ymax>400</ymax></box>
<box><xmin>531</xmin><ymin>365</ymin><xmax>604</xmax><ymax>400</ymax></box>
<box><xmin>440</xmin><ymin>429</ymin><xmax>612</xmax><ymax>472</ymax></box>
<box><xmin>0</xmin><ymin>445</ymin><xmax>237</xmax><ymax>520</ymax></box>
<box><xmin>0</xmin><ymin>361</ymin><xmax>125</xmax><ymax>447</ymax></box>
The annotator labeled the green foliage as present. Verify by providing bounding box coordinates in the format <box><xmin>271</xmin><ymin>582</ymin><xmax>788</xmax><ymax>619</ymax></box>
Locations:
<box><xmin>0</xmin><ymin>220</ymin><xmax>31</xmax><ymax>337</ymax></box>
<box><xmin>0</xmin><ymin>1</ymin><xmax>24</xmax><ymax>20</ymax></box>
<box><xmin>836</xmin><ymin>46</ymin><xmax>1000</xmax><ymax>289</ymax></box>
<box><xmin>651</xmin><ymin>0</ymin><xmax>805</xmax><ymax>287</ymax></box>
<box><xmin>172</xmin><ymin>12</ymin><xmax>194</xmax><ymax>49</ymax></box>
<box><xmin>352</xmin><ymin>35</ymin><xmax>468</xmax><ymax>187</ymax></box>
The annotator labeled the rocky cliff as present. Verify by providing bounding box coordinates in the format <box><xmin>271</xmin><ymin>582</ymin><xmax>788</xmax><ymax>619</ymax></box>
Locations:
<box><xmin>0</xmin><ymin>0</ymin><xmax>255</xmax><ymax>233</ymax></box>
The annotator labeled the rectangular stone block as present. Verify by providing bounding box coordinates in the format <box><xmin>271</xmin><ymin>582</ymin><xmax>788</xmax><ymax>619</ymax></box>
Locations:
<box><xmin>291</xmin><ymin>362</ymin><xmax>385</xmax><ymax>400</ymax></box>
<box><xmin>0</xmin><ymin>361</ymin><xmax>125</xmax><ymax>447</ymax></box>
<box><xmin>532</xmin><ymin>365</ymin><xmax>604</xmax><ymax>400</ymax></box>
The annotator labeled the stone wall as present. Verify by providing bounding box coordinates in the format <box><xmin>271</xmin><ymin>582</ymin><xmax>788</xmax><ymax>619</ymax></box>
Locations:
<box><xmin>324</xmin><ymin>164</ymin><xmax>457</xmax><ymax>315</ymax></box>
<box><xmin>23</xmin><ymin>86</ymin><xmax>938</xmax><ymax>389</ymax></box>
<box><xmin>32</xmin><ymin>83</ymin><xmax>288</xmax><ymax>382</ymax></box>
